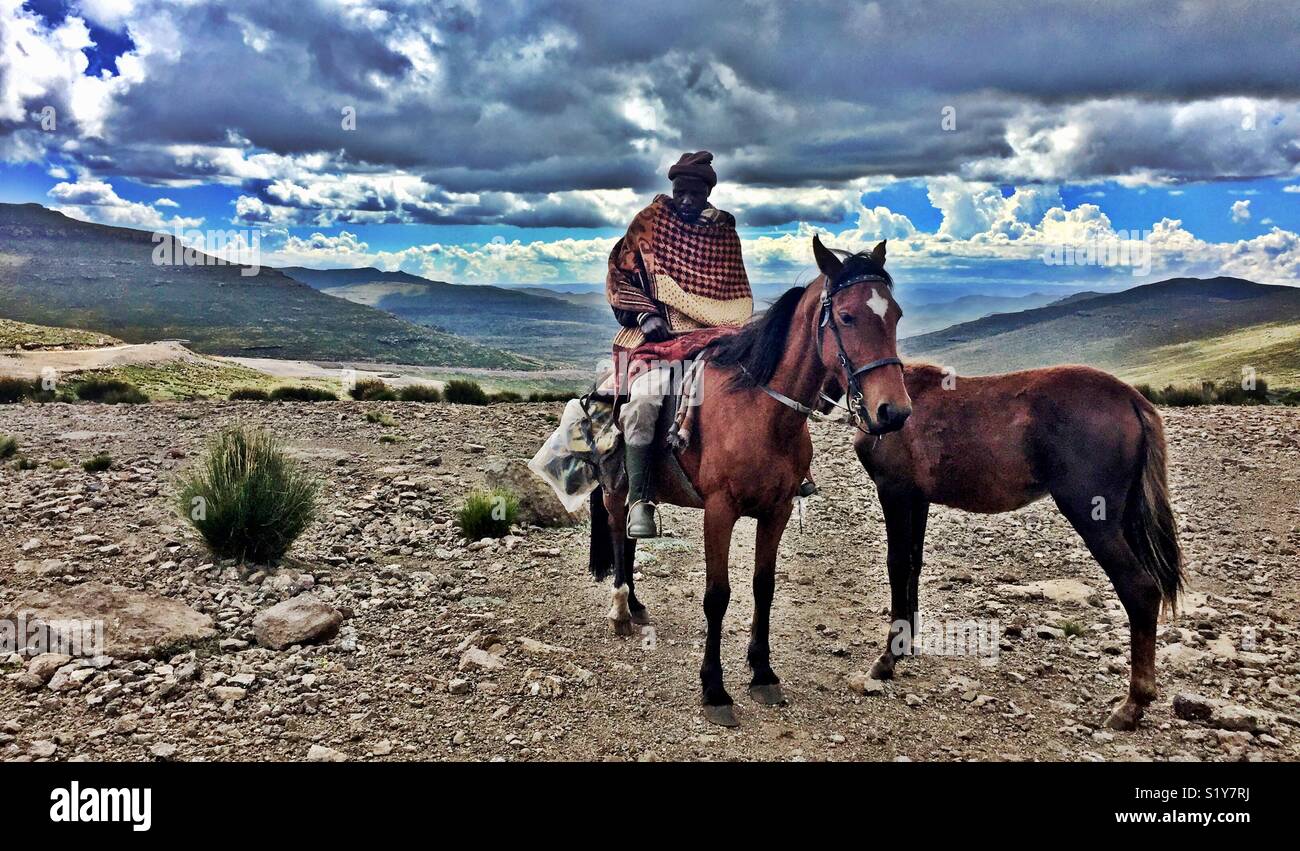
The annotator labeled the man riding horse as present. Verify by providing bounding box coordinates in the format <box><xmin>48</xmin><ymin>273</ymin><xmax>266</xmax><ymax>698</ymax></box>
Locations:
<box><xmin>605</xmin><ymin>151</ymin><xmax>813</xmax><ymax>538</ymax></box>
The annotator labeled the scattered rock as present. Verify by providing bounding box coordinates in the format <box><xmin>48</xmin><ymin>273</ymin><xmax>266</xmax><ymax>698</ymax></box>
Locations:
<box><xmin>847</xmin><ymin>671</ymin><xmax>885</xmax><ymax>695</ymax></box>
<box><xmin>252</xmin><ymin>594</ymin><xmax>343</xmax><ymax>650</ymax></box>
<box><xmin>1172</xmin><ymin>693</ymin><xmax>1219</xmax><ymax>722</ymax></box>
<box><xmin>458</xmin><ymin>647</ymin><xmax>505</xmax><ymax>672</ymax></box>
<box><xmin>306</xmin><ymin>744</ymin><xmax>350</xmax><ymax>762</ymax></box>
<box><xmin>25</xmin><ymin>653</ymin><xmax>72</xmax><ymax>685</ymax></box>
<box><xmin>1211</xmin><ymin>705</ymin><xmax>1272</xmax><ymax>734</ymax></box>
<box><xmin>484</xmin><ymin>458</ymin><xmax>585</xmax><ymax>527</ymax></box>
<box><xmin>149</xmin><ymin>743</ymin><xmax>178</xmax><ymax>761</ymax></box>
<box><xmin>1</xmin><ymin>583</ymin><xmax>215</xmax><ymax>660</ymax></box>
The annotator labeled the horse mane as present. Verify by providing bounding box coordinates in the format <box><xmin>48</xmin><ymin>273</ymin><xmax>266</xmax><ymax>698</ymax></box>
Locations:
<box><xmin>705</xmin><ymin>245</ymin><xmax>893</xmax><ymax>390</ymax></box>
<box><xmin>705</xmin><ymin>284</ymin><xmax>808</xmax><ymax>389</ymax></box>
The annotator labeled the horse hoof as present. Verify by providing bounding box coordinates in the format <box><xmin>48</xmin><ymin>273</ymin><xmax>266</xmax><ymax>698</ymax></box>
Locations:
<box><xmin>868</xmin><ymin>656</ymin><xmax>895</xmax><ymax>680</ymax></box>
<box><xmin>611</xmin><ymin>618</ymin><xmax>634</xmax><ymax>637</ymax></box>
<box><xmin>703</xmin><ymin>704</ymin><xmax>740</xmax><ymax>727</ymax></box>
<box><xmin>629</xmin><ymin>607</ymin><xmax>651</xmax><ymax>626</ymax></box>
<box><xmin>749</xmin><ymin>683</ymin><xmax>788</xmax><ymax>706</ymax></box>
<box><xmin>1104</xmin><ymin>701</ymin><xmax>1143</xmax><ymax>731</ymax></box>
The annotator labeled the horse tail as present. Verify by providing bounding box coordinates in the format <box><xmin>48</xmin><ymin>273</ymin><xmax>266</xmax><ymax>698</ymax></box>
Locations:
<box><xmin>1123</xmin><ymin>398</ymin><xmax>1185</xmax><ymax>614</ymax></box>
<box><xmin>588</xmin><ymin>486</ymin><xmax>614</xmax><ymax>581</ymax></box>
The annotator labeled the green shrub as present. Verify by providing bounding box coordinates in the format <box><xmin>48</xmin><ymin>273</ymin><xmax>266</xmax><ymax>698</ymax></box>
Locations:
<box><xmin>177</xmin><ymin>426</ymin><xmax>320</xmax><ymax>564</ymax></box>
<box><xmin>1137</xmin><ymin>379</ymin><xmax>1275</xmax><ymax>406</ymax></box>
<box><xmin>444</xmin><ymin>379</ymin><xmax>489</xmax><ymax>405</ymax></box>
<box><xmin>1156</xmin><ymin>385</ymin><xmax>1208</xmax><ymax>406</ymax></box>
<box><xmin>12</xmin><ymin>456</ymin><xmax>37</xmax><ymax>470</ymax></box>
<box><xmin>49</xmin><ymin>459</ymin><xmax>69</xmax><ymax>470</ymax></box>
<box><xmin>73</xmin><ymin>377</ymin><xmax>149</xmax><ymax>404</ymax></box>
<box><xmin>349</xmin><ymin>378</ymin><xmax>397</xmax><ymax>401</ymax></box>
<box><xmin>82</xmin><ymin>453</ymin><xmax>113</xmax><ymax>472</ymax></box>
<box><xmin>229</xmin><ymin>387</ymin><xmax>270</xmax><ymax>401</ymax></box>
<box><xmin>1213</xmin><ymin>378</ymin><xmax>1269</xmax><ymax>405</ymax></box>
<box><xmin>397</xmin><ymin>383</ymin><xmax>442</xmax><ymax>402</ymax></box>
<box><xmin>0</xmin><ymin>435</ymin><xmax>17</xmax><ymax>459</ymax></box>
<box><xmin>0</xmin><ymin>377</ymin><xmax>35</xmax><ymax>403</ymax></box>
<box><xmin>269</xmin><ymin>385</ymin><xmax>338</xmax><ymax>402</ymax></box>
<box><xmin>525</xmin><ymin>391</ymin><xmax>573</xmax><ymax>403</ymax></box>
<box><xmin>457</xmin><ymin>488</ymin><xmax>519</xmax><ymax>540</ymax></box>
<box><xmin>0</xmin><ymin>377</ymin><xmax>69</xmax><ymax>403</ymax></box>
<box><xmin>365</xmin><ymin>410</ymin><xmax>397</xmax><ymax>426</ymax></box>
<box><xmin>487</xmin><ymin>390</ymin><xmax>522</xmax><ymax>403</ymax></box>
<box><xmin>379</xmin><ymin>434</ymin><xmax>400</xmax><ymax>444</ymax></box>
<box><xmin>1059</xmin><ymin>620</ymin><xmax>1086</xmax><ymax>638</ymax></box>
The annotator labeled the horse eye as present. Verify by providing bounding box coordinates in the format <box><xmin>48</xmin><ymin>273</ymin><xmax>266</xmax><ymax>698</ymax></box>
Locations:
<box><xmin>839</xmin><ymin>312</ymin><xmax>855</xmax><ymax>325</ymax></box>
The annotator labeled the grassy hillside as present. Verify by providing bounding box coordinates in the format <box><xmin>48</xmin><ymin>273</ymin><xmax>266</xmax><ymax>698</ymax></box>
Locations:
<box><xmin>0</xmin><ymin>204</ymin><xmax>538</xmax><ymax>370</ymax></box>
<box><xmin>902</xmin><ymin>277</ymin><xmax>1300</xmax><ymax>388</ymax></box>
<box><xmin>0</xmin><ymin>317</ymin><xmax>122</xmax><ymax>350</ymax></box>
<box><xmin>281</xmin><ymin>266</ymin><xmax>617</xmax><ymax>367</ymax></box>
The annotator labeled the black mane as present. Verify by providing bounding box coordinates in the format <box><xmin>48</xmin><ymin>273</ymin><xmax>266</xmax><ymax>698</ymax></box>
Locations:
<box><xmin>705</xmin><ymin>284</ymin><xmax>807</xmax><ymax>388</ymax></box>
<box><xmin>706</xmin><ymin>247</ymin><xmax>893</xmax><ymax>389</ymax></box>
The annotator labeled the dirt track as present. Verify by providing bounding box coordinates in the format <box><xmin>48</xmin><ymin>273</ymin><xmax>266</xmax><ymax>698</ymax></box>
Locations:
<box><xmin>0</xmin><ymin>400</ymin><xmax>1297</xmax><ymax>761</ymax></box>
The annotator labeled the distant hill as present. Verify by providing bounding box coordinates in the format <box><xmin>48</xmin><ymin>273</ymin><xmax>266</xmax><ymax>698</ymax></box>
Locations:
<box><xmin>896</xmin><ymin>291</ymin><xmax>1068</xmax><ymax>337</ymax></box>
<box><xmin>0</xmin><ymin>204</ymin><xmax>537</xmax><ymax>369</ymax></box>
<box><xmin>902</xmin><ymin>276</ymin><xmax>1300</xmax><ymax>388</ymax></box>
<box><xmin>281</xmin><ymin>267</ymin><xmax>618</xmax><ymax>367</ymax></box>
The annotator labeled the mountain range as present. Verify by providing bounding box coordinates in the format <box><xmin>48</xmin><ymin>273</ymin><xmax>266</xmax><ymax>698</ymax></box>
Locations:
<box><xmin>902</xmin><ymin>276</ymin><xmax>1300</xmax><ymax>387</ymax></box>
<box><xmin>2</xmin><ymin>203</ymin><xmax>1298</xmax><ymax>390</ymax></box>
<box><xmin>0</xmin><ymin>204</ymin><xmax>535</xmax><ymax>369</ymax></box>
<box><xmin>280</xmin><ymin>267</ymin><xmax>617</xmax><ymax>367</ymax></box>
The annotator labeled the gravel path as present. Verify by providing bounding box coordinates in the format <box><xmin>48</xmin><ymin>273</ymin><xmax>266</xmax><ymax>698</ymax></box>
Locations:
<box><xmin>0</xmin><ymin>401</ymin><xmax>1296</xmax><ymax>762</ymax></box>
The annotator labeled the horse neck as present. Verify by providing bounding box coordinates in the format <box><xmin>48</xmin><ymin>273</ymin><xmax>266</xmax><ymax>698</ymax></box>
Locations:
<box><xmin>764</xmin><ymin>280</ymin><xmax>828</xmax><ymax>430</ymax></box>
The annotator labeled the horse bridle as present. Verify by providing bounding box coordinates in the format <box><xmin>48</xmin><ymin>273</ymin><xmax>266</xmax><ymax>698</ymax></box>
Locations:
<box><xmin>748</xmin><ymin>271</ymin><xmax>902</xmax><ymax>431</ymax></box>
<box><xmin>815</xmin><ymin>272</ymin><xmax>903</xmax><ymax>427</ymax></box>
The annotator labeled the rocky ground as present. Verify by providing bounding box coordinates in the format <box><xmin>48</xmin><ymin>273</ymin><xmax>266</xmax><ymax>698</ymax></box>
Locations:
<box><xmin>0</xmin><ymin>400</ymin><xmax>1297</xmax><ymax>762</ymax></box>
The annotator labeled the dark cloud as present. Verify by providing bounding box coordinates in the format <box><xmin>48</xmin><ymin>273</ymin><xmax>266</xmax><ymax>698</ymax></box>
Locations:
<box><xmin>4</xmin><ymin>0</ymin><xmax>1298</xmax><ymax>226</ymax></box>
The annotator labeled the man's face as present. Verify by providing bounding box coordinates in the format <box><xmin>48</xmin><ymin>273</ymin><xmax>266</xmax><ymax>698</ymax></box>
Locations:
<box><xmin>671</xmin><ymin>179</ymin><xmax>710</xmax><ymax>222</ymax></box>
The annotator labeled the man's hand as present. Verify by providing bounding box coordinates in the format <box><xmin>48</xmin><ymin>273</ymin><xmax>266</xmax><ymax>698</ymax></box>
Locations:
<box><xmin>640</xmin><ymin>314</ymin><xmax>670</xmax><ymax>342</ymax></box>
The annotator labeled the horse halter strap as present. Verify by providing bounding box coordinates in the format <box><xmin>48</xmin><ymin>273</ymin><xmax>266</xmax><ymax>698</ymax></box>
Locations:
<box><xmin>818</xmin><ymin>273</ymin><xmax>903</xmax><ymax>423</ymax></box>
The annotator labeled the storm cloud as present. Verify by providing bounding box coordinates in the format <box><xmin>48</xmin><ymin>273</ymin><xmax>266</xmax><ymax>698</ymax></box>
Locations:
<box><xmin>2</xmin><ymin>0</ymin><xmax>1298</xmax><ymax>228</ymax></box>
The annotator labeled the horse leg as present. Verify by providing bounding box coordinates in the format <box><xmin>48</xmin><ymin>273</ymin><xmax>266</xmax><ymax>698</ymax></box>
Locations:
<box><xmin>1053</xmin><ymin>491</ymin><xmax>1161</xmax><ymax>731</ymax></box>
<box><xmin>907</xmin><ymin>499</ymin><xmax>929</xmax><ymax>641</ymax></box>
<box><xmin>748</xmin><ymin>501</ymin><xmax>793</xmax><ymax>706</ymax></box>
<box><xmin>626</xmin><ymin>537</ymin><xmax>651</xmax><ymax>625</ymax></box>
<box><xmin>604</xmin><ymin>490</ymin><xmax>635</xmax><ymax>637</ymax></box>
<box><xmin>701</xmin><ymin>499</ymin><xmax>738</xmax><ymax>727</ymax></box>
<box><xmin>870</xmin><ymin>490</ymin><xmax>915</xmax><ymax>680</ymax></box>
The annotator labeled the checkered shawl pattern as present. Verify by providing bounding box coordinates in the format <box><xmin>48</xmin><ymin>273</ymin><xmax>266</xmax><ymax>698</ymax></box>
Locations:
<box><xmin>606</xmin><ymin>195</ymin><xmax>751</xmax><ymax>352</ymax></box>
<box><xmin>645</xmin><ymin>195</ymin><xmax>750</xmax><ymax>301</ymax></box>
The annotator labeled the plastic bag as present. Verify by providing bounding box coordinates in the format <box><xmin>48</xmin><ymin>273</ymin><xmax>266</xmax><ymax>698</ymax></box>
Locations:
<box><xmin>528</xmin><ymin>397</ymin><xmax>621</xmax><ymax>512</ymax></box>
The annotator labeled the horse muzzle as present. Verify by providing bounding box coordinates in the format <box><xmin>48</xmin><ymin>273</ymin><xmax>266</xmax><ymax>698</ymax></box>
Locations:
<box><xmin>865</xmin><ymin>401</ymin><xmax>911</xmax><ymax>435</ymax></box>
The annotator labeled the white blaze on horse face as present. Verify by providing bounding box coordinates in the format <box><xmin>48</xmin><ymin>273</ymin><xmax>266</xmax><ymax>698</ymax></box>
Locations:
<box><xmin>866</xmin><ymin>286</ymin><xmax>890</xmax><ymax>322</ymax></box>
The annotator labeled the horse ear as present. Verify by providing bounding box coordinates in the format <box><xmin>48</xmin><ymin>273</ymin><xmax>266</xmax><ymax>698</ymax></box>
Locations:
<box><xmin>812</xmin><ymin>234</ymin><xmax>843</xmax><ymax>279</ymax></box>
<box><xmin>871</xmin><ymin>240</ymin><xmax>887</xmax><ymax>266</ymax></box>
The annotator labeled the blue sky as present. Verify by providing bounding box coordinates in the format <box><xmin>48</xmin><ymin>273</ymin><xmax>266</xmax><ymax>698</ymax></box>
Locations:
<box><xmin>2</xmin><ymin>1</ymin><xmax>1297</xmax><ymax>289</ymax></box>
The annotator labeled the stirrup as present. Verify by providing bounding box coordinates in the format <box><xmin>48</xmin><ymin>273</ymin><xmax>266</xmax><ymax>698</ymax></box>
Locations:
<box><xmin>626</xmin><ymin>499</ymin><xmax>659</xmax><ymax>539</ymax></box>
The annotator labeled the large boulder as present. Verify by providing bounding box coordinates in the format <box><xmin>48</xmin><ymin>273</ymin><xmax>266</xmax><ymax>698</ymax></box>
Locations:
<box><xmin>2</xmin><ymin>583</ymin><xmax>215</xmax><ymax>660</ymax></box>
<box><xmin>485</xmin><ymin>457</ymin><xmax>585</xmax><ymax>527</ymax></box>
<box><xmin>253</xmin><ymin>593</ymin><xmax>342</xmax><ymax>650</ymax></box>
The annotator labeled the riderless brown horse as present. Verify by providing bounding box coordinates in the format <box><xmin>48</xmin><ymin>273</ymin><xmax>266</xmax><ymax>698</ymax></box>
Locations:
<box><xmin>848</xmin><ymin>363</ymin><xmax>1185</xmax><ymax>730</ymax></box>
<box><xmin>589</xmin><ymin>236</ymin><xmax>911</xmax><ymax>726</ymax></box>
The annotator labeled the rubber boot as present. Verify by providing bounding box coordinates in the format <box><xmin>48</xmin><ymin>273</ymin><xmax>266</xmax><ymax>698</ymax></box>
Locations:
<box><xmin>625</xmin><ymin>443</ymin><xmax>658</xmax><ymax>538</ymax></box>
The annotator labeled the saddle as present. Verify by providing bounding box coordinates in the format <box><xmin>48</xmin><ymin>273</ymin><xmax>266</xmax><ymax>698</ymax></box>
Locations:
<box><xmin>588</xmin><ymin>365</ymin><xmax>704</xmax><ymax>507</ymax></box>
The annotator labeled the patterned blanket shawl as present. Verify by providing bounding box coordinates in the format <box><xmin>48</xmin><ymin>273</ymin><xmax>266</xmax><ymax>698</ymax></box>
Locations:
<box><xmin>607</xmin><ymin>195</ymin><xmax>752</xmax><ymax>352</ymax></box>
